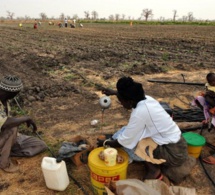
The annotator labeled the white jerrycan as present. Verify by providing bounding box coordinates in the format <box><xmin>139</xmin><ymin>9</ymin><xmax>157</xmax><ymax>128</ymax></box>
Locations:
<box><xmin>41</xmin><ymin>157</ymin><xmax>70</xmax><ymax>191</ymax></box>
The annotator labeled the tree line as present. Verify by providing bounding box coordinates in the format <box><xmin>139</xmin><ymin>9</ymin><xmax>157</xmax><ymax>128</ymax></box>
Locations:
<box><xmin>2</xmin><ymin>9</ymin><xmax>214</xmax><ymax>22</ymax></box>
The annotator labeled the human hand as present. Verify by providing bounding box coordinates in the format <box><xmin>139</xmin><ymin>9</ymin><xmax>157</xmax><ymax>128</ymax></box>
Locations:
<box><xmin>102</xmin><ymin>88</ymin><xmax>117</xmax><ymax>96</ymax></box>
<box><xmin>97</xmin><ymin>138</ymin><xmax>104</xmax><ymax>147</ymax></box>
<box><xmin>26</xmin><ymin>117</ymin><xmax>37</xmax><ymax>132</ymax></box>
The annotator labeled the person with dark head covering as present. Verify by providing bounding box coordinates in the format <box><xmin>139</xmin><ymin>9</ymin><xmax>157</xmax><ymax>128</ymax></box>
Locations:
<box><xmin>98</xmin><ymin>76</ymin><xmax>196</xmax><ymax>184</ymax></box>
<box><xmin>204</xmin><ymin>72</ymin><xmax>215</xmax><ymax>114</ymax></box>
<box><xmin>116</xmin><ymin>76</ymin><xmax>145</xmax><ymax>108</ymax></box>
<box><xmin>193</xmin><ymin>72</ymin><xmax>215</xmax><ymax>164</ymax></box>
<box><xmin>0</xmin><ymin>75</ymin><xmax>47</xmax><ymax>173</ymax></box>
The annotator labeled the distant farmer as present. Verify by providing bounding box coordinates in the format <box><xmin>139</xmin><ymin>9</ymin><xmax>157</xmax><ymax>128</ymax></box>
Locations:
<box><xmin>48</xmin><ymin>21</ymin><xmax>54</xmax><ymax>26</ymax></box>
<box><xmin>33</xmin><ymin>23</ymin><xmax>37</xmax><ymax>29</ymax></box>
<box><xmin>0</xmin><ymin>75</ymin><xmax>47</xmax><ymax>173</ymax></box>
<box><xmin>98</xmin><ymin>76</ymin><xmax>196</xmax><ymax>184</ymax></box>
<box><xmin>73</xmin><ymin>19</ymin><xmax>76</xmax><ymax>27</ymax></box>
<box><xmin>58</xmin><ymin>22</ymin><xmax>63</xmax><ymax>28</ymax></box>
<box><xmin>33</xmin><ymin>19</ymin><xmax>38</xmax><ymax>29</ymax></box>
<box><xmin>64</xmin><ymin>18</ymin><xmax>68</xmax><ymax>28</ymax></box>
<box><xmin>70</xmin><ymin>24</ymin><xmax>75</xmax><ymax>28</ymax></box>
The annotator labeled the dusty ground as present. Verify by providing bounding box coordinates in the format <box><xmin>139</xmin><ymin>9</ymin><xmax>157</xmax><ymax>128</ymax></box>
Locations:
<box><xmin>0</xmin><ymin>22</ymin><xmax>215</xmax><ymax>194</ymax></box>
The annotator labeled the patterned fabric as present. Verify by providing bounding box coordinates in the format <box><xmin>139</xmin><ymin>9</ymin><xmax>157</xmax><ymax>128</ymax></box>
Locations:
<box><xmin>0</xmin><ymin>102</ymin><xmax>9</xmax><ymax>130</ymax></box>
<box><xmin>192</xmin><ymin>95</ymin><xmax>215</xmax><ymax>126</ymax></box>
<box><xmin>0</xmin><ymin>75</ymin><xmax>23</xmax><ymax>92</ymax></box>
<box><xmin>205</xmin><ymin>83</ymin><xmax>215</xmax><ymax>92</ymax></box>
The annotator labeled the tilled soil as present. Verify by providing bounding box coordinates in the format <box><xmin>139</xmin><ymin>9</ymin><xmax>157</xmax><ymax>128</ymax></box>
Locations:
<box><xmin>0</xmin><ymin>23</ymin><xmax>215</xmax><ymax>195</ymax></box>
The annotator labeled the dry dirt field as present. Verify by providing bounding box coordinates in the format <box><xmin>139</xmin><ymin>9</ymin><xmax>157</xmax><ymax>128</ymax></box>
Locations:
<box><xmin>0</xmin><ymin>22</ymin><xmax>215</xmax><ymax>195</ymax></box>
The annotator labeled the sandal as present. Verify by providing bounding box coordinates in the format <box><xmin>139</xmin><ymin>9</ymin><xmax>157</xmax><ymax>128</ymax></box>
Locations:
<box><xmin>156</xmin><ymin>174</ymin><xmax>171</xmax><ymax>186</ymax></box>
<box><xmin>156</xmin><ymin>173</ymin><xmax>164</xmax><ymax>180</ymax></box>
<box><xmin>203</xmin><ymin>155</ymin><xmax>215</xmax><ymax>165</ymax></box>
<box><xmin>2</xmin><ymin>159</ymin><xmax>20</xmax><ymax>173</ymax></box>
<box><xmin>161</xmin><ymin>175</ymin><xmax>171</xmax><ymax>186</ymax></box>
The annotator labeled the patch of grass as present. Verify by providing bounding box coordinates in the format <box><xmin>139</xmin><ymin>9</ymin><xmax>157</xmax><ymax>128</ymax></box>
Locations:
<box><xmin>120</xmin><ymin>62</ymin><xmax>133</xmax><ymax>71</ymax></box>
<box><xmin>10</xmin><ymin>105</ymin><xmax>27</xmax><ymax>116</ymax></box>
<box><xmin>62</xmin><ymin>183</ymin><xmax>80</xmax><ymax>195</ymax></box>
<box><xmin>64</xmin><ymin>73</ymin><xmax>77</xmax><ymax>80</ymax></box>
<box><xmin>162</xmin><ymin>52</ymin><xmax>169</xmax><ymax>61</ymax></box>
<box><xmin>197</xmin><ymin>62</ymin><xmax>204</xmax><ymax>67</ymax></box>
<box><xmin>160</xmin><ymin>64</ymin><xmax>172</xmax><ymax>73</ymax></box>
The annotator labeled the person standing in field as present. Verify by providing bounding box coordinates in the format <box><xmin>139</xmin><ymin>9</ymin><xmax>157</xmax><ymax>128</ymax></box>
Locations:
<box><xmin>64</xmin><ymin>18</ymin><xmax>68</xmax><ymax>28</ymax></box>
<box><xmin>0</xmin><ymin>75</ymin><xmax>47</xmax><ymax>173</ymax></box>
<box><xmin>73</xmin><ymin>19</ymin><xmax>76</xmax><ymax>27</ymax></box>
<box><xmin>33</xmin><ymin>19</ymin><xmax>37</xmax><ymax>29</ymax></box>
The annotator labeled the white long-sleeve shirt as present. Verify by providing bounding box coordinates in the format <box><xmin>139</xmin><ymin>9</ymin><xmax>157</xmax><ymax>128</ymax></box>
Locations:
<box><xmin>117</xmin><ymin>95</ymin><xmax>181</xmax><ymax>149</ymax></box>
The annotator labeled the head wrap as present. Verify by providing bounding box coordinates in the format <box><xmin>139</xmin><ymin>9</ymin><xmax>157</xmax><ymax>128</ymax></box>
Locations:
<box><xmin>116</xmin><ymin>77</ymin><xmax>145</xmax><ymax>102</ymax></box>
<box><xmin>0</xmin><ymin>75</ymin><xmax>23</xmax><ymax>92</ymax></box>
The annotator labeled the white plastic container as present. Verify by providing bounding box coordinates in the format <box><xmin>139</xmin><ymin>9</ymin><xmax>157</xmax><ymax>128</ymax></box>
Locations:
<box><xmin>41</xmin><ymin>157</ymin><xmax>70</xmax><ymax>191</ymax></box>
<box><xmin>104</xmin><ymin>148</ymin><xmax>118</xmax><ymax>166</ymax></box>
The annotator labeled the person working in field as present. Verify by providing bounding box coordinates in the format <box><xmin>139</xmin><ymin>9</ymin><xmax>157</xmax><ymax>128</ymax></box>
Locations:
<box><xmin>33</xmin><ymin>19</ymin><xmax>38</xmax><ymax>29</ymax></box>
<box><xmin>194</xmin><ymin>72</ymin><xmax>215</xmax><ymax>165</ymax></box>
<box><xmin>195</xmin><ymin>72</ymin><xmax>215</xmax><ymax>118</ymax></box>
<box><xmin>64</xmin><ymin>18</ymin><xmax>68</xmax><ymax>28</ymax></box>
<box><xmin>0</xmin><ymin>75</ymin><xmax>47</xmax><ymax>173</ymax></box>
<box><xmin>204</xmin><ymin>72</ymin><xmax>215</xmax><ymax>115</ymax></box>
<box><xmin>97</xmin><ymin>76</ymin><xmax>196</xmax><ymax>184</ymax></box>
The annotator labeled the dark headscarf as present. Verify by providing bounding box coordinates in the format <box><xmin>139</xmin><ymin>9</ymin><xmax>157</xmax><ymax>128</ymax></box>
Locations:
<box><xmin>116</xmin><ymin>77</ymin><xmax>145</xmax><ymax>102</ymax></box>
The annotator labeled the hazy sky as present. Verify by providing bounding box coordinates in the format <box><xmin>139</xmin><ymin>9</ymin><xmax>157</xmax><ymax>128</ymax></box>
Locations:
<box><xmin>0</xmin><ymin>0</ymin><xmax>214</xmax><ymax>20</ymax></box>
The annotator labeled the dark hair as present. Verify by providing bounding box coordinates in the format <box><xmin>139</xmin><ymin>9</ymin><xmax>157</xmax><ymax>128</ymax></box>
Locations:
<box><xmin>206</xmin><ymin>72</ymin><xmax>215</xmax><ymax>83</ymax></box>
<box><xmin>116</xmin><ymin>77</ymin><xmax>145</xmax><ymax>102</ymax></box>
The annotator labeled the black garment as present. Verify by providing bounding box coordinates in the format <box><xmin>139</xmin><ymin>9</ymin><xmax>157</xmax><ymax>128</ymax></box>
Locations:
<box><xmin>154</xmin><ymin>136</ymin><xmax>196</xmax><ymax>184</ymax></box>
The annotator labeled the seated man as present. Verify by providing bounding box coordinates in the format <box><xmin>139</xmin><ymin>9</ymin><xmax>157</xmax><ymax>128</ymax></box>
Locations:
<box><xmin>0</xmin><ymin>75</ymin><xmax>47</xmax><ymax>173</ymax></box>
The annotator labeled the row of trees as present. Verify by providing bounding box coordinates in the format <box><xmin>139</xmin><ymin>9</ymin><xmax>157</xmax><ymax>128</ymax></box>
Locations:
<box><xmin>3</xmin><ymin>9</ymin><xmax>207</xmax><ymax>22</ymax></box>
<box><xmin>141</xmin><ymin>9</ymin><xmax>195</xmax><ymax>22</ymax></box>
<box><xmin>5</xmin><ymin>10</ymin><xmax>99</xmax><ymax>21</ymax></box>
